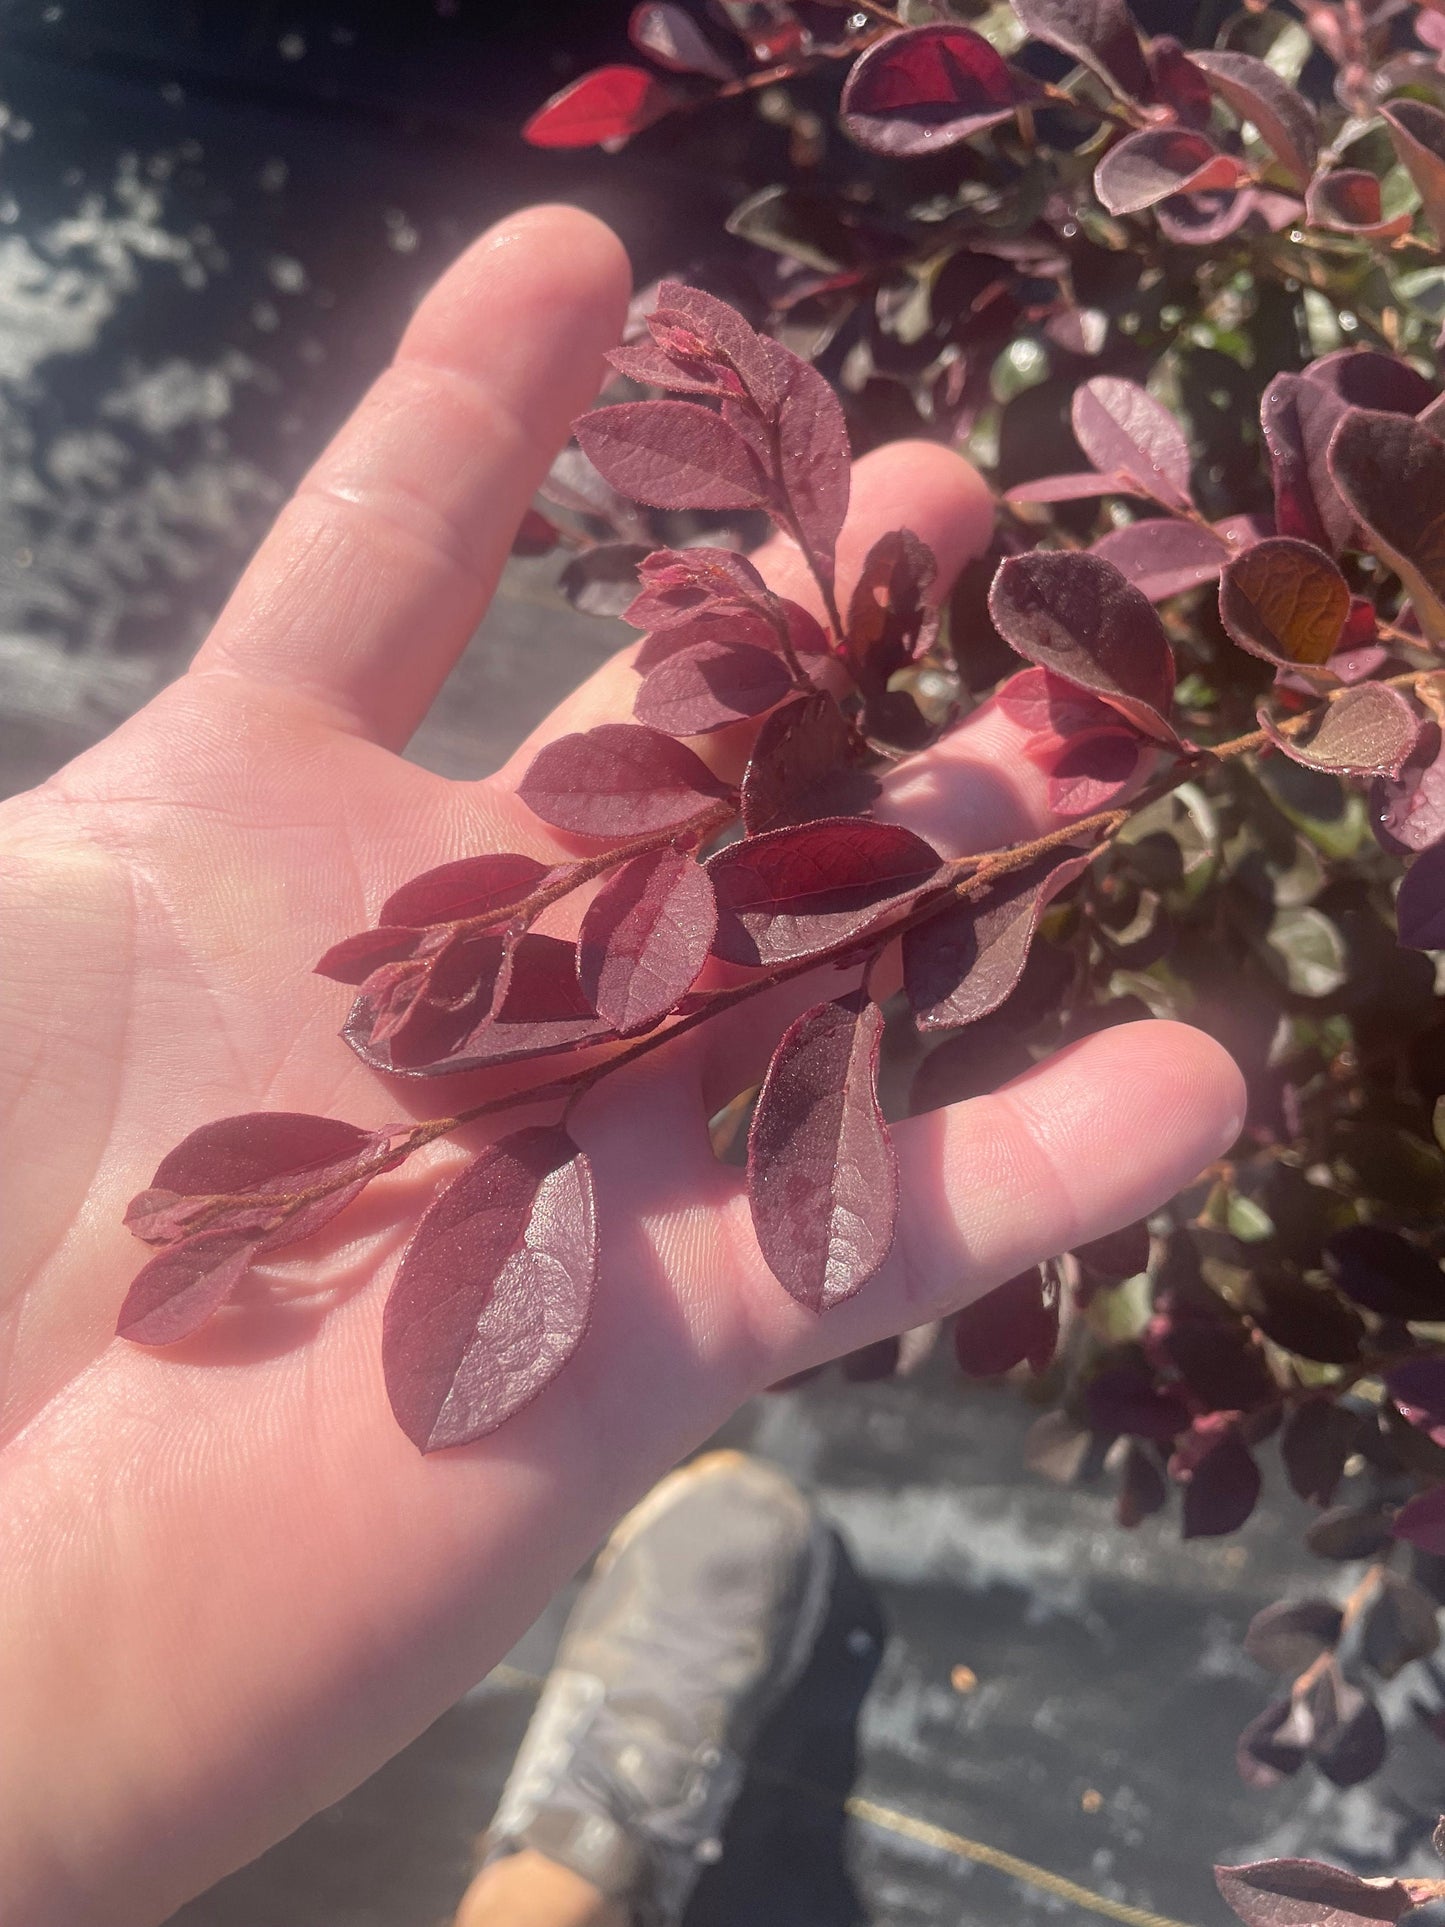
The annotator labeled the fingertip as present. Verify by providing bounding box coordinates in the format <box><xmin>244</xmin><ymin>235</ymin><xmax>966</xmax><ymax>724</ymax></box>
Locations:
<box><xmin>842</xmin><ymin>439</ymin><xmax>996</xmax><ymax>595</ymax></box>
<box><xmin>399</xmin><ymin>202</ymin><xmax>633</xmax><ymax>380</ymax></box>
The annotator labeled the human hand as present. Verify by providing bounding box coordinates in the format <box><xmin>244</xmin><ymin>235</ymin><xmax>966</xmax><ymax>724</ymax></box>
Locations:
<box><xmin>0</xmin><ymin>206</ymin><xmax>1243</xmax><ymax>1927</ymax></box>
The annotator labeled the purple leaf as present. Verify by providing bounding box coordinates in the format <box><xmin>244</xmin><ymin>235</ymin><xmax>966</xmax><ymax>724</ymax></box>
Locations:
<box><xmin>1071</xmin><ymin>376</ymin><xmax>1193</xmax><ymax>511</ymax></box>
<box><xmin>1189</xmin><ymin>50</ymin><xmax>1318</xmax><ymax>186</ymax></box>
<box><xmin>314</xmin><ymin>925</ymin><xmax>427</xmax><ymax>987</ymax></box>
<box><xmin>382</xmin><ymin>1127</ymin><xmax>597</xmax><ymax>1453</ymax></box>
<box><xmin>904</xmin><ymin>850</ymin><xmax>1090</xmax><ymax>1031</ymax></box>
<box><xmin>1116</xmin><ymin>1438</ymin><xmax>1169</xmax><ymax>1528</ymax></box>
<box><xmin>709</xmin><ymin>816</ymin><xmax>943</xmax><ymax>967</ymax></box>
<box><xmin>1243</xmin><ymin>1598</ymin><xmax>1344</xmax><ymax>1675</ymax></box>
<box><xmin>846</xmin><ymin>528</ymin><xmax>937</xmax><ymax>686</ymax></box>
<box><xmin>522</xmin><ymin>65</ymin><xmax>682</xmax><ymax>149</ymax></box>
<box><xmin>1085</xmin><ymin>1364</ymin><xmax>1191</xmax><ymax>1441</ymax></box>
<box><xmin>576</xmin><ymin>846</ymin><xmax>716</xmax><ymax>1035</ymax></box>
<box><xmin>1306</xmin><ymin>350</ymin><xmax>1436</xmax><ymax>415</ymax></box>
<box><xmin>995</xmin><ymin>666</ymin><xmax>1121</xmax><ymax>742</ymax></box>
<box><xmin>1386</xmin><ymin>1356</ymin><xmax>1445</xmax><ymax>1422</ymax></box>
<box><xmin>379</xmin><ymin>852</ymin><xmax>552</xmax><ymax>929</ymax></box>
<box><xmin>747</xmin><ymin>990</ymin><xmax>897</xmax><ymax>1311</ymax></box>
<box><xmin>1261</xmin><ymin>685</ymin><xmax>1423</xmax><ymax>782</ymax></box>
<box><xmin>838</xmin><ymin>24</ymin><xmax>1025</xmax><ymax>157</ymax></box>
<box><xmin>1329</xmin><ymin>408</ymin><xmax>1445</xmax><ymax>639</ymax></box>
<box><xmin>123</xmin><ymin>1112</ymin><xmax>402</xmax><ymax>1251</ymax></box>
<box><xmin>1216</xmin><ymin>1860</ymin><xmax>1415</xmax><ymax>1927</ymax></box>
<box><xmin>626</xmin><ymin>544</ymin><xmax>770</xmax><ymax>629</ymax></box>
<box><xmin>116</xmin><ymin>1233</ymin><xmax>261</xmax><ymax>1346</ymax></box>
<box><xmin>628</xmin><ymin>2</ymin><xmax>735</xmax><ymax>79</ymax></box>
<box><xmin>633</xmin><ymin>602</ymin><xmax>796</xmax><ymax>675</ymax></box>
<box><xmin>1046</xmin><ymin>729</ymin><xmax>1141</xmax><ymax>814</ymax></box>
<box><xmin>1147</xmin><ymin>1286</ymin><xmax>1277</xmax><ymax>1413</ymax></box>
<box><xmin>1281</xmin><ymin>1399</ymin><xmax>1364</xmax><ymax>1507</ymax></box>
<box><xmin>741</xmin><ymin>691</ymin><xmax>880</xmax><ymax>834</ymax></box>
<box><xmin>1172</xmin><ymin>1416</ymin><xmax>1262</xmax><ymax>1538</ymax></box>
<box><xmin>1152</xmin><ymin>186</ymin><xmax>1260</xmax><ymax>248</ymax></box>
<box><xmin>1220</xmin><ymin>537</ymin><xmax>1350</xmax><ymax>676</ymax></box>
<box><xmin>1012</xmin><ymin>0</ymin><xmax>1150</xmax><ymax>101</ymax></box>
<box><xmin>773</xmin><ymin>353</ymin><xmax>851</xmax><ymax>595</ymax></box>
<box><xmin>1090</xmin><ymin>516</ymin><xmax>1242</xmax><ymax>602</ymax></box>
<box><xmin>1323</xmin><ymin>1224</ymin><xmax>1445</xmax><ymax>1320</ymax></box>
<box><xmin>1006</xmin><ymin>470</ymin><xmax>1149</xmax><ymax>506</ymax></box>
<box><xmin>634</xmin><ymin>638</ymin><xmax>793</xmax><ymax>735</ymax></box>
<box><xmin>1074</xmin><ymin>1220</ymin><xmax>1150</xmax><ymax>1284</ymax></box>
<box><xmin>1094</xmin><ymin>129</ymin><xmax>1247</xmax><ymax>217</ymax></box>
<box><xmin>574</xmin><ymin>400</ymin><xmax>768</xmax><ymax>512</ymax></box>
<box><xmin>1383</xmin><ymin>99</ymin><xmax>1445</xmax><ymax>245</ymax></box>
<box><xmin>953</xmin><ymin>1268</ymin><xmax>1058</xmax><ymax>1376</ymax></box>
<box><xmin>344</xmin><ymin>933</ymin><xmax>614</xmax><ymax>1077</ymax></box>
<box><xmin>518</xmin><ymin>723</ymin><xmax>733</xmax><ymax>838</ymax></box>
<box><xmin>1393</xmin><ymin>1484</ymin><xmax>1445</xmax><ymax>1555</ymax></box>
<box><xmin>1146</xmin><ymin>35</ymin><xmax>1211</xmax><ymax>127</ymax></box>
<box><xmin>988</xmin><ymin>550</ymin><xmax>1179</xmax><ymax>743</ymax></box>
<box><xmin>1307</xmin><ymin>170</ymin><xmax>1413</xmax><ymax>241</ymax></box>
<box><xmin>1261</xmin><ymin>373</ymin><xmax>1353</xmax><ymax>555</ymax></box>
<box><xmin>1398</xmin><ymin>841</ymin><xmax>1445</xmax><ymax>950</ymax></box>
<box><xmin>628</xmin><ymin>282</ymin><xmax>785</xmax><ymax>410</ymax></box>
<box><xmin>1374</xmin><ymin>729</ymin><xmax>1445</xmax><ymax>853</ymax></box>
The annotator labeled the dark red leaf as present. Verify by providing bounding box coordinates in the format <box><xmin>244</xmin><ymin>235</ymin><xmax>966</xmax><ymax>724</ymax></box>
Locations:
<box><xmin>1297</xmin><ymin>1665</ymin><xmax>1388</xmax><ymax>1788</ymax></box>
<box><xmin>1172</xmin><ymin>1416</ymin><xmax>1262</xmax><ymax>1538</ymax></box>
<box><xmin>1090</xmin><ymin>516</ymin><xmax>1244</xmax><ymax>601</ymax></box>
<box><xmin>633</xmin><ymin>603</ymin><xmax>790</xmax><ymax>675</ymax></box>
<box><xmin>522</xmin><ymin>65</ymin><xmax>682</xmax><ymax>148</ymax></box>
<box><xmin>1396</xmin><ymin>842</ymin><xmax>1445</xmax><ymax>951</ymax></box>
<box><xmin>1146</xmin><ymin>35</ymin><xmax>1212</xmax><ymax>128</ymax></box>
<box><xmin>1324</xmin><ymin>1224</ymin><xmax>1445</xmax><ymax>1320</ymax></box>
<box><xmin>1394</xmin><ymin>1485</ymin><xmax>1445</xmax><ymax>1556</ymax></box>
<box><xmin>1306</xmin><ymin>1505</ymin><xmax>1395</xmax><ymax>1561</ymax></box>
<box><xmin>995</xmin><ymin>666</ymin><xmax>1120</xmax><ymax>744</ymax></box>
<box><xmin>1243</xmin><ymin>1269</ymin><xmax>1367</xmax><ymax>1366</ymax></box>
<box><xmin>1071</xmin><ymin>377</ymin><xmax>1193</xmax><ymax>512</ymax></box>
<box><xmin>846</xmin><ymin>528</ymin><xmax>937</xmax><ymax>685</ymax></box>
<box><xmin>709</xmin><ymin>816</ymin><xmax>943</xmax><ymax>967</ymax></box>
<box><xmin>1329</xmin><ymin>409</ymin><xmax>1445</xmax><ymax>639</ymax></box>
<box><xmin>1220</xmin><ymin>538</ymin><xmax>1350</xmax><ymax>676</ymax></box>
<box><xmin>143</xmin><ymin>1111</ymin><xmax>382</xmax><ymax>1201</ymax></box>
<box><xmin>838</xmin><ymin>24</ymin><xmax>1025</xmax><ymax>157</ymax></box>
<box><xmin>344</xmin><ymin>933</ymin><xmax>614</xmax><ymax>1077</ymax></box>
<box><xmin>1116</xmin><ymin>1438</ymin><xmax>1169</xmax><ymax>1527</ymax></box>
<box><xmin>741</xmin><ymin>692</ymin><xmax>880</xmax><ymax>834</ymax></box>
<box><xmin>1307</xmin><ymin>170</ymin><xmax>1413</xmax><ymax>240</ymax></box>
<box><xmin>1306</xmin><ymin>350</ymin><xmax>1436</xmax><ymax>416</ymax></box>
<box><xmin>1351</xmin><ymin>1568</ymin><xmax>1441</xmax><ymax>1679</ymax></box>
<box><xmin>1236</xmin><ymin>1699</ymin><xmax>1308</xmax><ymax>1790</ymax></box>
<box><xmin>1094</xmin><ymin>129</ymin><xmax>1247</xmax><ymax>217</ymax></box>
<box><xmin>988</xmin><ymin>550</ymin><xmax>1178</xmax><ymax>743</ymax></box>
<box><xmin>576</xmin><ymin>846</ymin><xmax>716</xmax><ymax>1035</ymax></box>
<box><xmin>773</xmin><ymin>353</ymin><xmax>851</xmax><ymax>597</ymax></box>
<box><xmin>380</xmin><ymin>853</ymin><xmax>552</xmax><ymax>930</ymax></box>
<box><xmin>1006</xmin><ymin>469</ymin><xmax>1150</xmax><ymax>506</ymax></box>
<box><xmin>628</xmin><ymin>2</ymin><xmax>735</xmax><ymax>78</ymax></box>
<box><xmin>1383</xmin><ymin>99</ymin><xmax>1445</xmax><ymax>245</ymax></box>
<box><xmin>634</xmin><ymin>638</ymin><xmax>793</xmax><ymax>735</ymax></box>
<box><xmin>1189</xmin><ymin>50</ymin><xmax>1318</xmax><ymax>186</ymax></box>
<box><xmin>1153</xmin><ymin>185</ymin><xmax>1261</xmax><ymax>247</ymax></box>
<box><xmin>116</xmin><ymin>1233</ymin><xmax>260</xmax><ymax>1346</ymax></box>
<box><xmin>903</xmin><ymin>850</ymin><xmax>1089</xmax><ymax>1031</ymax></box>
<box><xmin>625</xmin><ymin>282</ymin><xmax>784</xmax><ymax>410</ymax></box>
<box><xmin>747</xmin><ymin>990</ymin><xmax>897</xmax><ymax>1311</ymax></box>
<box><xmin>1074</xmin><ymin>1220</ymin><xmax>1150</xmax><ymax>1284</ymax></box>
<box><xmin>1261</xmin><ymin>685</ymin><xmax>1423</xmax><ymax>782</ymax></box>
<box><xmin>1046</xmin><ymin>729</ymin><xmax>1140</xmax><ymax>815</ymax></box>
<box><xmin>574</xmin><ymin>400</ymin><xmax>768</xmax><ymax>513</ymax></box>
<box><xmin>518</xmin><ymin>723</ymin><xmax>732</xmax><ymax>838</ymax></box>
<box><xmin>314</xmin><ymin>926</ymin><xmax>425</xmax><ymax>987</ymax></box>
<box><xmin>381</xmin><ymin>1127</ymin><xmax>597</xmax><ymax>1453</ymax></box>
<box><xmin>1147</xmin><ymin>1286</ymin><xmax>1277</xmax><ymax>1413</ymax></box>
<box><xmin>1216</xmin><ymin>1859</ymin><xmax>1414</xmax><ymax>1927</ymax></box>
<box><xmin>1012</xmin><ymin>0</ymin><xmax>1150</xmax><ymax>101</ymax></box>
<box><xmin>1261</xmin><ymin>374</ymin><xmax>1353</xmax><ymax>555</ymax></box>
<box><xmin>1281</xmin><ymin>1399</ymin><xmax>1365</xmax><ymax>1507</ymax></box>
<box><xmin>1374</xmin><ymin>729</ymin><xmax>1445</xmax><ymax>854</ymax></box>
<box><xmin>626</xmin><ymin>545</ymin><xmax>770</xmax><ymax>629</ymax></box>
<box><xmin>1085</xmin><ymin>1364</ymin><xmax>1191</xmax><ymax>1442</ymax></box>
<box><xmin>953</xmin><ymin>1267</ymin><xmax>1057</xmax><ymax>1376</ymax></box>
<box><xmin>1243</xmin><ymin>1598</ymin><xmax>1344</xmax><ymax>1675</ymax></box>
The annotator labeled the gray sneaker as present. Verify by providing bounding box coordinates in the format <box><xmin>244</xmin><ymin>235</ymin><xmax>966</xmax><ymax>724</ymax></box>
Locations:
<box><xmin>481</xmin><ymin>1450</ymin><xmax>835</xmax><ymax>1927</ymax></box>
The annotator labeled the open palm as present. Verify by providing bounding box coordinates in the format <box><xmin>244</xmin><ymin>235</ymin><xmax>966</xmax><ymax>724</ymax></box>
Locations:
<box><xmin>0</xmin><ymin>207</ymin><xmax>1243</xmax><ymax>1927</ymax></box>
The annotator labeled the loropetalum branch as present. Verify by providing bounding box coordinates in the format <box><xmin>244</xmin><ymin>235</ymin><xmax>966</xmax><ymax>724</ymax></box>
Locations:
<box><xmin>116</xmin><ymin>284</ymin><xmax>1445</xmax><ymax>1465</ymax></box>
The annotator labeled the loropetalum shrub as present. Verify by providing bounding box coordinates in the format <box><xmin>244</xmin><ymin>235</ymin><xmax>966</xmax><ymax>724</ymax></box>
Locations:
<box><xmin>511</xmin><ymin>0</ymin><xmax>1445</xmax><ymax>1816</ymax></box>
<box><xmin>1216</xmin><ymin>1834</ymin><xmax>1445</xmax><ymax>1927</ymax></box>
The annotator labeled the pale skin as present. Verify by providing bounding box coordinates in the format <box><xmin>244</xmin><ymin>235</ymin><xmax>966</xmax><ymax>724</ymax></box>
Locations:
<box><xmin>0</xmin><ymin>206</ymin><xmax>1246</xmax><ymax>1927</ymax></box>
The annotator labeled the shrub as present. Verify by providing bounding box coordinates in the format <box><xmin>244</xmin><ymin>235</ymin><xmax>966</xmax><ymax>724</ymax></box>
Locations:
<box><xmin>116</xmin><ymin>0</ymin><xmax>1445</xmax><ymax>1823</ymax></box>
